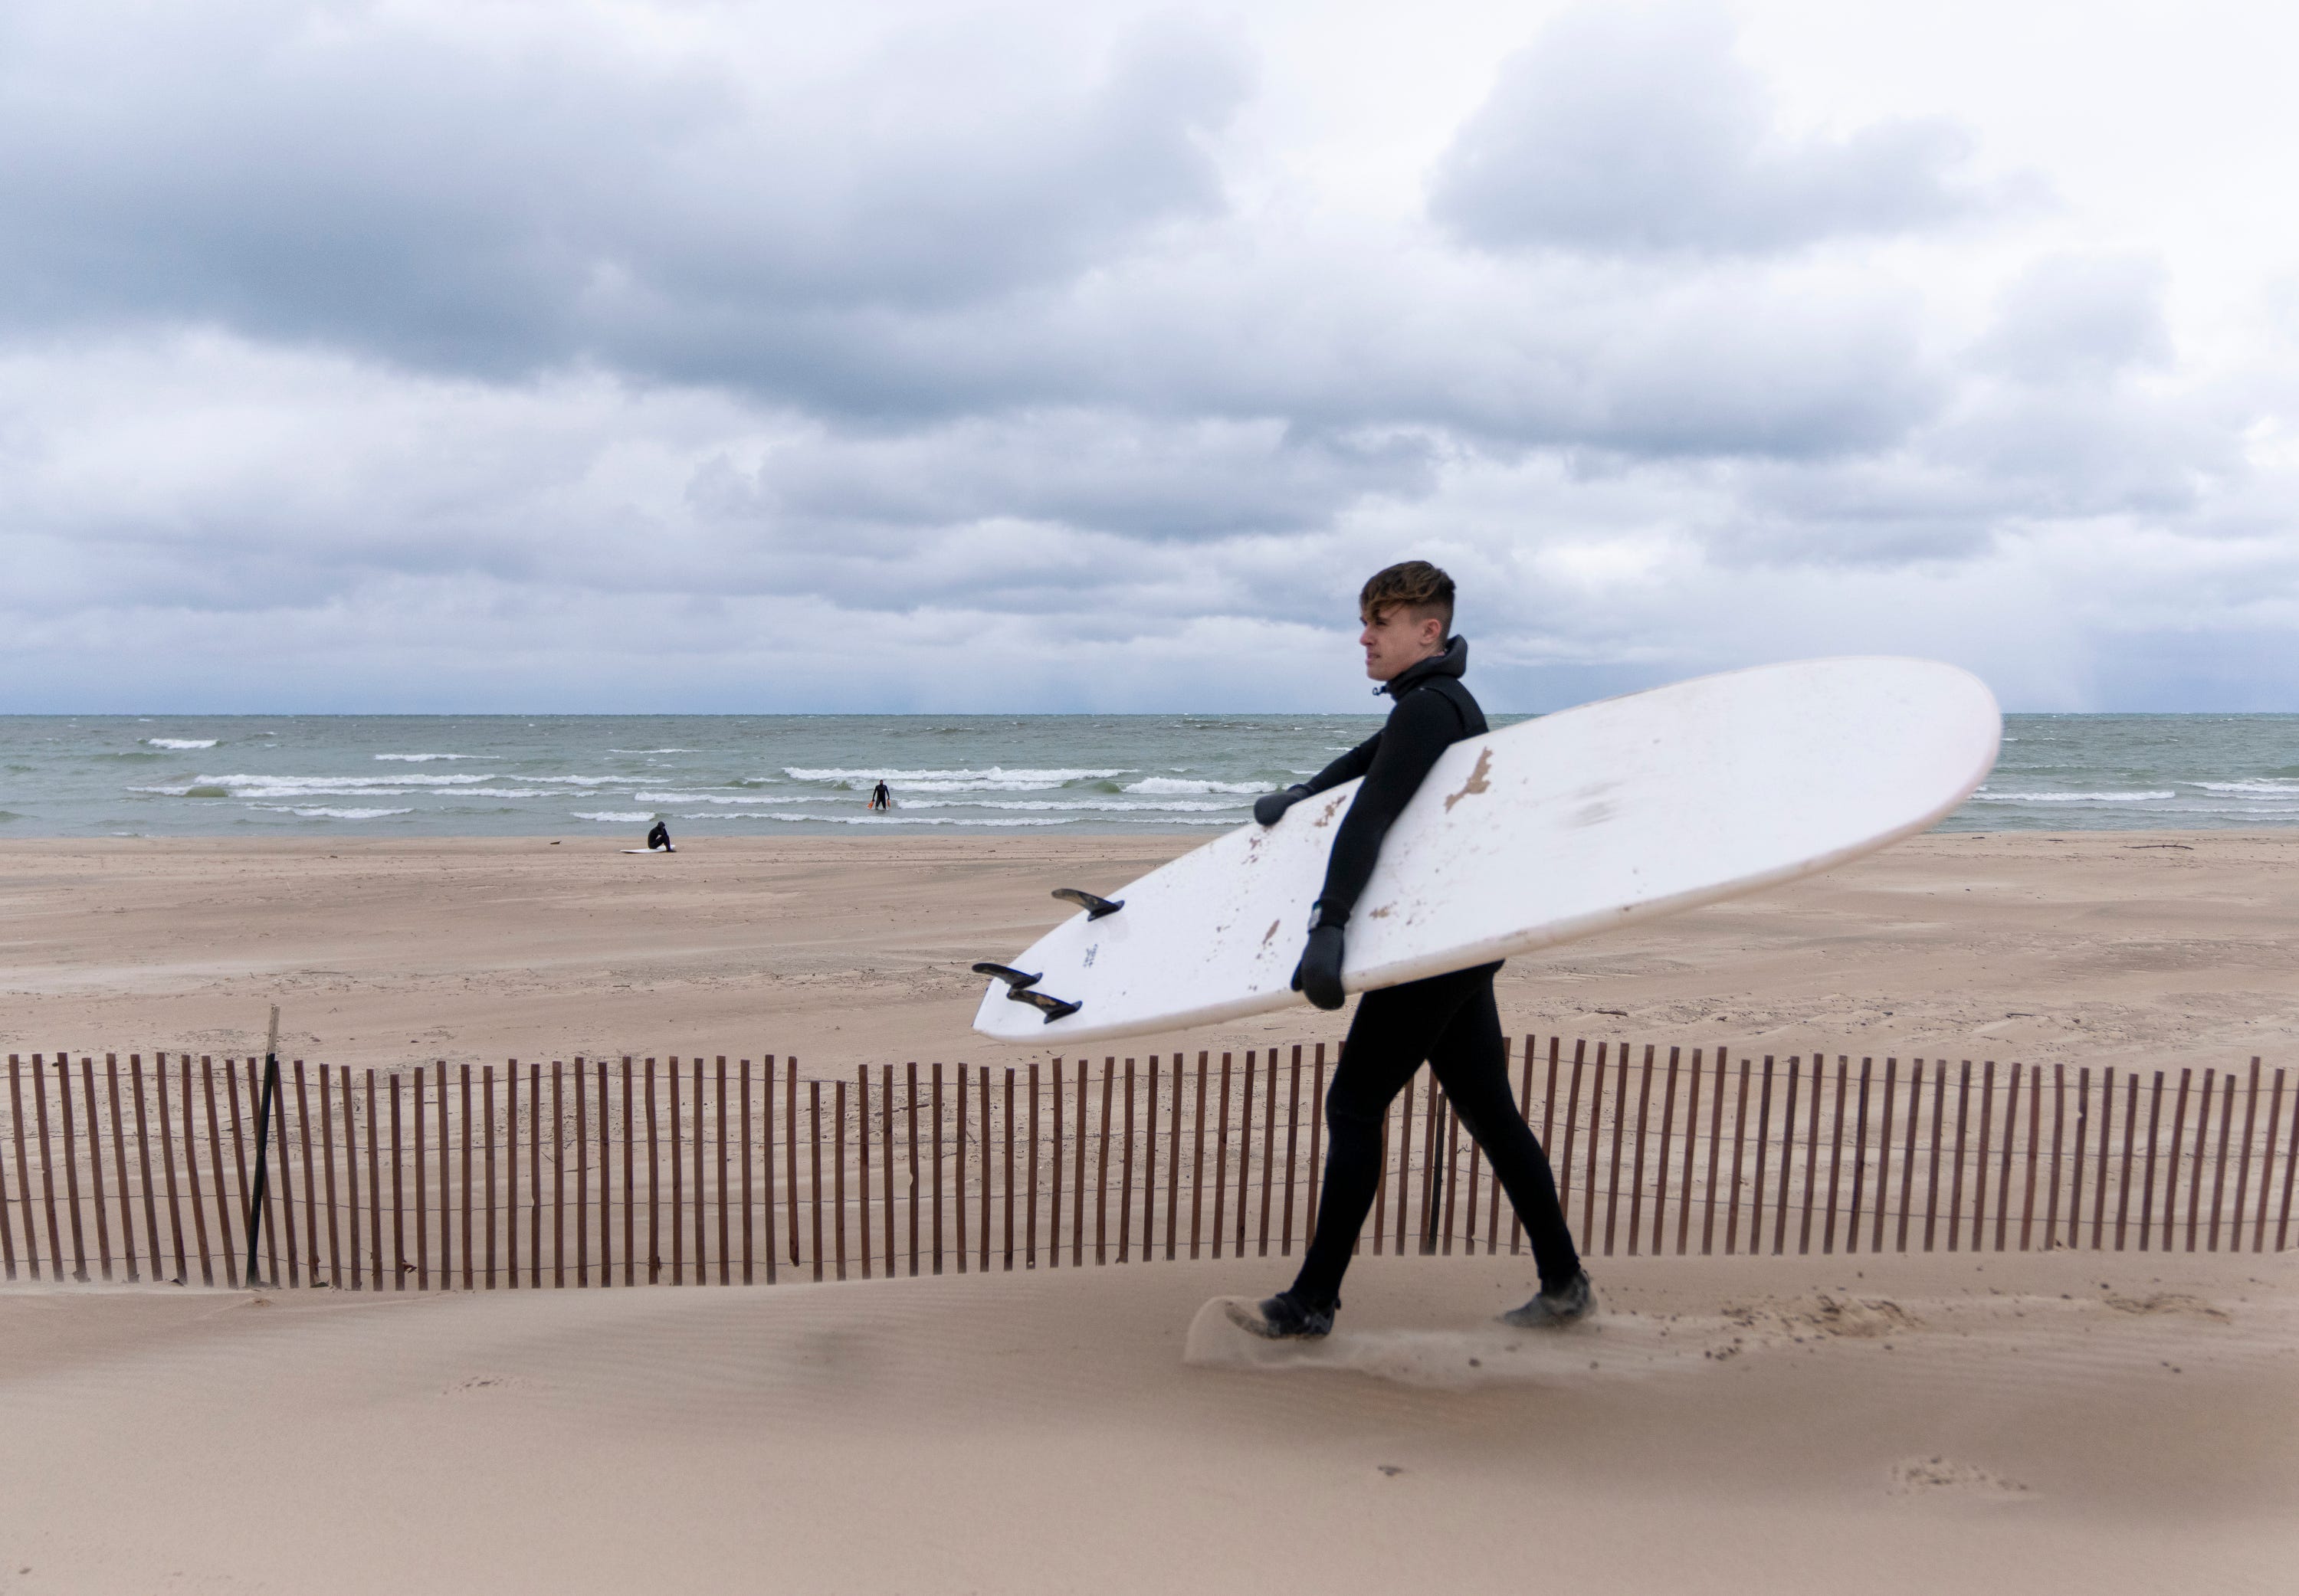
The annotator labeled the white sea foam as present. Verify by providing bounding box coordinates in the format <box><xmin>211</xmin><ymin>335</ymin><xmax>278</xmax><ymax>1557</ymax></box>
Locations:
<box><xmin>684</xmin><ymin>812</ymin><xmax>1070</xmax><ymax>827</ymax></box>
<box><xmin>1124</xmin><ymin>777</ymin><xmax>1263</xmax><ymax>795</ymax></box>
<box><xmin>897</xmin><ymin>797</ymin><xmax>1238</xmax><ymax>813</ymax></box>
<box><xmin>2192</xmin><ymin>779</ymin><xmax>2299</xmax><ymax>795</ymax></box>
<box><xmin>373</xmin><ymin>753</ymin><xmax>488</xmax><ymax>762</ymax></box>
<box><xmin>1975</xmin><ymin>789</ymin><xmax>2176</xmax><ymax>803</ymax></box>
<box><xmin>785</xmin><ymin>765</ymin><xmax>1127</xmax><ymax>788</ymax></box>
<box><xmin>573</xmin><ymin>810</ymin><xmax>657</xmax><ymax>823</ymax></box>
<box><xmin>1107</xmin><ymin>816</ymin><xmax>1238</xmax><ymax>825</ymax></box>
<box><xmin>253</xmin><ymin>805</ymin><xmax>415</xmax><ymax>820</ymax></box>
<box><xmin>631</xmin><ymin>791</ymin><xmax>818</xmax><ymax>805</ymax></box>
<box><xmin>145</xmin><ymin>738</ymin><xmax>217</xmax><ymax>750</ymax></box>
<box><xmin>133</xmin><ymin>772</ymin><xmax>500</xmax><ymax>800</ymax></box>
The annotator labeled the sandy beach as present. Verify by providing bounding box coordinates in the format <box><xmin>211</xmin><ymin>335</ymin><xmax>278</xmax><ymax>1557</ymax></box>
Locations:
<box><xmin>1</xmin><ymin>1248</ymin><xmax>2291</xmax><ymax>1592</ymax></box>
<box><xmin>6</xmin><ymin>831</ymin><xmax>2298</xmax><ymax>1073</ymax></box>
<box><xmin>5</xmin><ymin>831</ymin><xmax>2297</xmax><ymax>1591</ymax></box>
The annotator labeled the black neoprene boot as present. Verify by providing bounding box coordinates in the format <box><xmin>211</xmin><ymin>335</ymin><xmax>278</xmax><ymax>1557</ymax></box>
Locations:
<box><xmin>1499</xmin><ymin>1269</ymin><xmax>1594</xmax><ymax>1329</ymax></box>
<box><xmin>1225</xmin><ymin>1289</ymin><xmax>1336</xmax><ymax>1339</ymax></box>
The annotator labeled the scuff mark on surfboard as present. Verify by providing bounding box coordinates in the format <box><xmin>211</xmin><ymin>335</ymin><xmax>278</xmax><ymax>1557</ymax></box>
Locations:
<box><xmin>1444</xmin><ymin>748</ymin><xmax>1493</xmax><ymax>812</ymax></box>
<box><xmin>1261</xmin><ymin>919</ymin><xmax>1281</xmax><ymax>947</ymax></box>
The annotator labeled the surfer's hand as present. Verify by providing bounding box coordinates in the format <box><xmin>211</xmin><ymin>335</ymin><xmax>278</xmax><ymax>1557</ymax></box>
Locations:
<box><xmin>1291</xmin><ymin>922</ymin><xmax>1347</xmax><ymax>1011</ymax></box>
<box><xmin>1254</xmin><ymin>785</ymin><xmax>1312</xmax><ymax>827</ymax></box>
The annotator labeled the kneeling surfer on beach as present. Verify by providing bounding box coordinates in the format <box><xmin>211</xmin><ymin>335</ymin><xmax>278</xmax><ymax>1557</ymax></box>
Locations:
<box><xmin>1231</xmin><ymin>560</ymin><xmax>1592</xmax><ymax>1339</ymax></box>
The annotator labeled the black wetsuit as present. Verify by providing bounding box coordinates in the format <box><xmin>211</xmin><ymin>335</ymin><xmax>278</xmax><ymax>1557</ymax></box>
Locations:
<box><xmin>1288</xmin><ymin>637</ymin><xmax>1582</xmax><ymax>1305</ymax></box>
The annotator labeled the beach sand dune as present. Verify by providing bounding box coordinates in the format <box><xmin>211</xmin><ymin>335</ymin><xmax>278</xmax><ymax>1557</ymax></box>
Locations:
<box><xmin>2</xmin><ymin>1249</ymin><xmax>2291</xmax><ymax>1592</ymax></box>
<box><xmin>5</xmin><ymin>831</ymin><xmax>2299</xmax><ymax>1073</ymax></box>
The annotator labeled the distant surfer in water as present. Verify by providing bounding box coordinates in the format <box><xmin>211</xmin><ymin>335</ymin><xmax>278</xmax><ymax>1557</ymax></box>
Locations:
<box><xmin>1231</xmin><ymin>560</ymin><xmax>1590</xmax><ymax>1339</ymax></box>
<box><xmin>870</xmin><ymin>780</ymin><xmax>891</xmax><ymax>811</ymax></box>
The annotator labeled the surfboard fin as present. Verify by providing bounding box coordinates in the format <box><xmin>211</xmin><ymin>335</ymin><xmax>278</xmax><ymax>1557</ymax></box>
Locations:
<box><xmin>972</xmin><ymin>962</ymin><xmax>1081</xmax><ymax>1023</ymax></box>
<box><xmin>1051</xmin><ymin>887</ymin><xmax>1124</xmax><ymax>919</ymax></box>
<box><xmin>1008</xmin><ymin>988</ymin><xmax>1082</xmax><ymax>1023</ymax></box>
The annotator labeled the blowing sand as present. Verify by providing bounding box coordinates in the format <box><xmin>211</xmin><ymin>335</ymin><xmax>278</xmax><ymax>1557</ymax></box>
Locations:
<box><xmin>2</xmin><ymin>1250</ymin><xmax>2291</xmax><ymax>1592</ymax></box>
<box><xmin>5</xmin><ymin>831</ymin><xmax>2297</xmax><ymax>1591</ymax></box>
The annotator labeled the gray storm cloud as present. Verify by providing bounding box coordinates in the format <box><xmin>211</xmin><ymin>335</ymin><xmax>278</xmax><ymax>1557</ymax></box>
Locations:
<box><xmin>0</xmin><ymin>0</ymin><xmax>2288</xmax><ymax>713</ymax></box>
<box><xmin>1427</xmin><ymin>3</ymin><xmax>1990</xmax><ymax>256</ymax></box>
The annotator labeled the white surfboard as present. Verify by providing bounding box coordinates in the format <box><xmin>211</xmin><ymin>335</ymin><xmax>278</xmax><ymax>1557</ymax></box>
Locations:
<box><xmin>971</xmin><ymin>657</ymin><xmax>2000</xmax><ymax>1045</ymax></box>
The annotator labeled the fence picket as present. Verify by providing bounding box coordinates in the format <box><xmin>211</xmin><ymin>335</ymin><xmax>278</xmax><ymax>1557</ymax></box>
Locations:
<box><xmin>1095</xmin><ymin>1060</ymin><xmax>1114</xmax><ymax>1267</ymax></box>
<box><xmin>1582</xmin><ymin>1043</ymin><xmax>1606</xmax><ymax>1247</ymax></box>
<box><xmin>163</xmin><ymin>1057</ymin><xmax>190</xmax><ymax>1283</ymax></box>
<box><xmin>2021</xmin><ymin>1063</ymin><xmax>2042</xmax><ymax>1251</ymax></box>
<box><xmin>811</xmin><ymin>1079</ymin><xmax>825</xmax><ymax>1283</ymax></box>
<box><xmin>61</xmin><ymin>1057</ymin><xmax>89</xmax><ymax>1280</ymax></box>
<box><xmin>1028</xmin><ymin>1062</ymin><xmax>1041</xmax><ymax>1270</ymax></box>
<box><xmin>2257</xmin><ymin>1069</ymin><xmax>2284</xmax><ymax>1252</ymax></box>
<box><xmin>621</xmin><ymin>1062</ymin><xmax>639</xmax><ymax>1287</ymax></box>
<box><xmin>1724</xmin><ymin>1054</ymin><xmax>1750</xmax><ymax>1255</ymax></box>
<box><xmin>2186</xmin><ymin>1070</ymin><xmax>2211</xmax><ymax>1254</ymax></box>
<box><xmin>2277</xmin><ymin>1077</ymin><xmax>2298</xmax><ymax>1251</ymax></box>
<box><xmin>380</xmin><ymin>1071</ymin><xmax>400</xmax><ymax>1291</ymax></box>
<box><xmin>953</xmin><ymin>1064</ymin><xmax>967</xmax><ymax>1276</ymax></box>
<box><xmin>1846</xmin><ymin>1058</ymin><xmax>1871</xmax><ymax>1255</ymax></box>
<box><xmin>1598</xmin><ymin>1045</ymin><xmax>1623</xmax><ymax>1256</ymax></box>
<box><xmin>1873</xmin><ymin>1059</ymin><xmax>1897</xmax><ymax>1254</ymax></box>
<box><xmin>1118</xmin><ymin>1060</ymin><xmax>1134</xmax><ymax>1266</ymax></box>
<box><xmin>908</xmin><ymin>1060</ymin><xmax>922</xmax><ymax>1276</ymax></box>
<box><xmin>1232</xmin><ymin>1052</ymin><xmax>1255</xmax><ymax>1257</ymax></box>
<box><xmin>1896</xmin><ymin>1060</ymin><xmax>1920</xmax><ymax>1255</ymax></box>
<box><xmin>1657</xmin><ymin>1046</ymin><xmax>1683</xmax><ymax>1256</ymax></box>
<box><xmin>5</xmin><ymin>1057</ymin><xmax>25</xmax><ymax>1279</ymax></box>
<box><xmin>2231</xmin><ymin>1061</ymin><xmax>2259</xmax><ymax>1254</ymax></box>
<box><xmin>2209</xmin><ymin>1071</ymin><xmax>2233</xmax><ymax>1252</ymax></box>
<box><xmin>1002</xmin><ymin>1067</ymin><xmax>1014</xmax><ymax>1273</ymax></box>
<box><xmin>835</xmin><ymin>1077</ymin><xmax>848</xmax><ymax>1283</ymax></box>
<box><xmin>862</xmin><ymin>1065</ymin><xmax>876</xmax><ymax>1280</ymax></box>
<box><xmin>785</xmin><ymin>1060</ymin><xmax>801</xmax><ymax>1270</ymax></box>
<box><xmin>106</xmin><ymin>1057</ymin><xmax>136</xmax><ymax>1280</ymax></box>
<box><xmin>1284</xmin><ymin>1047</ymin><xmax>1303</xmax><ymax>1257</ymax></box>
<box><xmin>2160</xmin><ymin>1068</ymin><xmax>2190</xmax><ymax>1253</ymax></box>
<box><xmin>885</xmin><ymin>1063</ymin><xmax>900</xmax><ymax>1277</ymax></box>
<box><xmin>715</xmin><ymin>1059</ymin><xmax>728</xmax><ymax>1286</ymax></box>
<box><xmin>2072</xmin><ymin>1067</ymin><xmax>2093</xmax><ymax>1250</ymax></box>
<box><xmin>1310</xmin><ymin>1043</ymin><xmax>1329</xmax><ymax>1244</ymax></box>
<box><xmin>979</xmin><ymin>1065</ymin><xmax>994</xmax><ymax>1273</ymax></box>
<box><xmin>929</xmin><ymin>1062</ymin><xmax>946</xmax><ymax>1275</ymax></box>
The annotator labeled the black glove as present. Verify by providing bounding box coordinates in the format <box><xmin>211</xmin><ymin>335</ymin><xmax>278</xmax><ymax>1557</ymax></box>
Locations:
<box><xmin>1290</xmin><ymin>904</ymin><xmax>1348</xmax><ymax>1011</ymax></box>
<box><xmin>1254</xmin><ymin>784</ymin><xmax>1312</xmax><ymax>827</ymax></box>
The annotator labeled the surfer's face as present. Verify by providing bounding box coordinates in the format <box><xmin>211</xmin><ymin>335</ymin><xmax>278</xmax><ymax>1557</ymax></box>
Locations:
<box><xmin>1359</xmin><ymin>605</ymin><xmax>1446</xmax><ymax>681</ymax></box>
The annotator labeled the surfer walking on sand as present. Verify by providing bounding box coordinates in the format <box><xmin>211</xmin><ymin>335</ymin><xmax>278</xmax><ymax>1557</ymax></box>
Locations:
<box><xmin>1231</xmin><ymin>560</ymin><xmax>1591</xmax><ymax>1339</ymax></box>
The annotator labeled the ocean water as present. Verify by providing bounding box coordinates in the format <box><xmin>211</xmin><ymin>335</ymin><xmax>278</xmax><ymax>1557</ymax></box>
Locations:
<box><xmin>0</xmin><ymin>713</ymin><xmax>2294</xmax><ymax>839</ymax></box>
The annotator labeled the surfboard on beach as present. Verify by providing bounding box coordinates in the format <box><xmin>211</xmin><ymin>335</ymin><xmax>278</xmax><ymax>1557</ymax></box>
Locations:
<box><xmin>971</xmin><ymin>657</ymin><xmax>2002</xmax><ymax>1046</ymax></box>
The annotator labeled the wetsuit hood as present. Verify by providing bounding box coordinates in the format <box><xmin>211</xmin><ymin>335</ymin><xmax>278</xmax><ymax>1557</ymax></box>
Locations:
<box><xmin>1379</xmin><ymin>635</ymin><xmax>1467</xmax><ymax>698</ymax></box>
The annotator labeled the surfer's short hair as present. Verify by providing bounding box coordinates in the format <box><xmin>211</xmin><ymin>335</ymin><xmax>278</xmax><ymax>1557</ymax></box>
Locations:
<box><xmin>1360</xmin><ymin>561</ymin><xmax>1455</xmax><ymax>631</ymax></box>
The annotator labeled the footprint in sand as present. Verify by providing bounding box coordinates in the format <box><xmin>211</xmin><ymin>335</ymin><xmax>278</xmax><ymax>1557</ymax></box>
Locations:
<box><xmin>1888</xmin><ymin>1456</ymin><xmax>2032</xmax><ymax>1499</ymax></box>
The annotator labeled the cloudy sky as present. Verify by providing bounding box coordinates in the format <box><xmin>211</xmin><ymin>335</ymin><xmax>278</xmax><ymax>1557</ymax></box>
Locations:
<box><xmin>4</xmin><ymin>0</ymin><xmax>2294</xmax><ymax>713</ymax></box>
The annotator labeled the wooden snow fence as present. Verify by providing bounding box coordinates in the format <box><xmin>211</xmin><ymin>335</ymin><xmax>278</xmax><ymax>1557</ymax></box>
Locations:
<box><xmin>2</xmin><ymin>1044</ymin><xmax>2293</xmax><ymax>1289</ymax></box>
